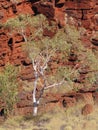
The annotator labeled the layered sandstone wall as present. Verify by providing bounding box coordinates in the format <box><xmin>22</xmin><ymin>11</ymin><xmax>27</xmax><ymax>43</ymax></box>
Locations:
<box><xmin>0</xmin><ymin>0</ymin><xmax>97</xmax><ymax>74</ymax></box>
<box><xmin>0</xmin><ymin>0</ymin><xmax>98</xmax><ymax>117</ymax></box>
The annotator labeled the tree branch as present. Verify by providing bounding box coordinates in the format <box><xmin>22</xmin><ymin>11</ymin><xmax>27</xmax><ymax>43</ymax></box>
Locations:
<box><xmin>44</xmin><ymin>79</ymin><xmax>65</xmax><ymax>90</ymax></box>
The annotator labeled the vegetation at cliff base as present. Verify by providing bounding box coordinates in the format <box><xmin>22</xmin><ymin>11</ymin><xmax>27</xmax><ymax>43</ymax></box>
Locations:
<box><xmin>0</xmin><ymin>64</ymin><xmax>19</xmax><ymax>117</ymax></box>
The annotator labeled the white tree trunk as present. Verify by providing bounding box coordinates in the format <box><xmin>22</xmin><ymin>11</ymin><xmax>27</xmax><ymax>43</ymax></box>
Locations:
<box><xmin>33</xmin><ymin>70</ymin><xmax>39</xmax><ymax>116</ymax></box>
<box><xmin>33</xmin><ymin>106</ymin><xmax>38</xmax><ymax>116</ymax></box>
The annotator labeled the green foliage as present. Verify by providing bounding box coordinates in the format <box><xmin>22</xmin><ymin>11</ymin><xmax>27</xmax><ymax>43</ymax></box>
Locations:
<box><xmin>77</xmin><ymin>46</ymin><xmax>98</xmax><ymax>87</ymax></box>
<box><xmin>4</xmin><ymin>14</ymin><xmax>29</xmax><ymax>30</ymax></box>
<box><xmin>4</xmin><ymin>14</ymin><xmax>47</xmax><ymax>33</ymax></box>
<box><xmin>64</xmin><ymin>24</ymin><xmax>80</xmax><ymax>44</ymax></box>
<box><xmin>0</xmin><ymin>63</ymin><xmax>19</xmax><ymax>117</ymax></box>
<box><xmin>63</xmin><ymin>25</ymin><xmax>98</xmax><ymax>88</ymax></box>
<box><xmin>24</xmin><ymin>26</ymin><xmax>79</xmax><ymax>94</ymax></box>
<box><xmin>4</xmin><ymin>13</ymin><xmax>57</xmax><ymax>40</ymax></box>
<box><xmin>24</xmin><ymin>22</ymin><xmax>98</xmax><ymax>92</ymax></box>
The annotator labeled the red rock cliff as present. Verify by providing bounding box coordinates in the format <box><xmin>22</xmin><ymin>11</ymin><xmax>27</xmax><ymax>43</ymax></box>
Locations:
<box><xmin>0</xmin><ymin>0</ymin><xmax>97</xmax><ymax>75</ymax></box>
<box><xmin>0</xmin><ymin>0</ymin><xmax>98</xmax><ymax>116</ymax></box>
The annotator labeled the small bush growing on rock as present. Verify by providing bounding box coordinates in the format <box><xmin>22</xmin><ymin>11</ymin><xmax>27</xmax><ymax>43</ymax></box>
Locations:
<box><xmin>3</xmin><ymin>13</ymin><xmax>57</xmax><ymax>40</ymax></box>
<box><xmin>0</xmin><ymin>63</ymin><xmax>19</xmax><ymax>117</ymax></box>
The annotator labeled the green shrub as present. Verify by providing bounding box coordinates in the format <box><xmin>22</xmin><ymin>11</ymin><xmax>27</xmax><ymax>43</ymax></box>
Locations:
<box><xmin>0</xmin><ymin>63</ymin><xmax>19</xmax><ymax>117</ymax></box>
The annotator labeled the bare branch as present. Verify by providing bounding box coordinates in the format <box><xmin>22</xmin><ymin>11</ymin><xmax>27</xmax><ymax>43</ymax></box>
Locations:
<box><xmin>44</xmin><ymin>79</ymin><xmax>65</xmax><ymax>90</ymax></box>
<box><xmin>68</xmin><ymin>63</ymin><xmax>80</xmax><ymax>76</ymax></box>
<box><xmin>18</xmin><ymin>27</ymin><xmax>28</xmax><ymax>43</ymax></box>
<box><xmin>41</xmin><ymin>49</ymin><xmax>56</xmax><ymax>72</ymax></box>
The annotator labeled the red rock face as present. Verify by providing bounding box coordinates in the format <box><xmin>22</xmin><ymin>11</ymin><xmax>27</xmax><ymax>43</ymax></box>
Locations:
<box><xmin>0</xmin><ymin>0</ymin><xmax>97</xmax><ymax>72</ymax></box>
<box><xmin>0</xmin><ymin>0</ymin><xmax>97</xmax><ymax>28</ymax></box>
<box><xmin>30</xmin><ymin>0</ymin><xmax>98</xmax><ymax>30</ymax></box>
<box><xmin>62</xmin><ymin>0</ymin><xmax>97</xmax><ymax>30</ymax></box>
<box><xmin>15</xmin><ymin>91</ymin><xmax>33</xmax><ymax>115</ymax></box>
<box><xmin>0</xmin><ymin>0</ymin><xmax>34</xmax><ymax>23</ymax></box>
<box><xmin>0</xmin><ymin>0</ymin><xmax>98</xmax><ymax>117</ymax></box>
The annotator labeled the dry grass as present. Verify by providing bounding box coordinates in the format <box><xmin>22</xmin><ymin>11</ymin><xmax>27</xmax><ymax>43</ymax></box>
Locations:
<box><xmin>1</xmin><ymin>102</ymin><xmax>98</xmax><ymax>130</ymax></box>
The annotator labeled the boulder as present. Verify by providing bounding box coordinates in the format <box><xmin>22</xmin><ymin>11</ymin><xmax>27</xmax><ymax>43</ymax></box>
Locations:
<box><xmin>82</xmin><ymin>104</ymin><xmax>93</xmax><ymax>115</ymax></box>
